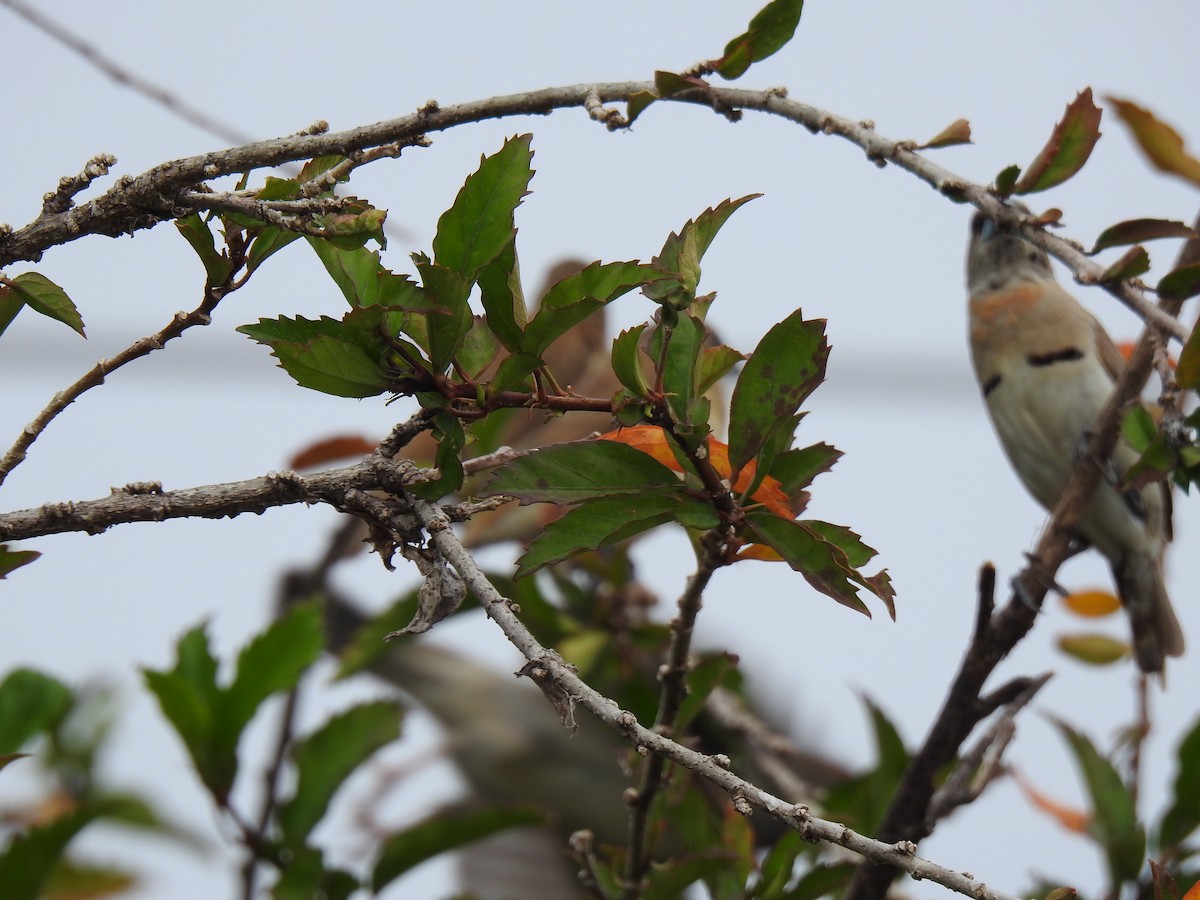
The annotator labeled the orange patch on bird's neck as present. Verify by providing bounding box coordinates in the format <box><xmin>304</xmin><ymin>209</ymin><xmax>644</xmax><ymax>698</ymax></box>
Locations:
<box><xmin>970</xmin><ymin>283</ymin><xmax>1044</xmax><ymax>323</ymax></box>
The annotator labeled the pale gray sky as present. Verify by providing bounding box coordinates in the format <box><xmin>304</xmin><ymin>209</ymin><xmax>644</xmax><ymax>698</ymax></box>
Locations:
<box><xmin>2</xmin><ymin>1</ymin><xmax>1198</xmax><ymax>896</ymax></box>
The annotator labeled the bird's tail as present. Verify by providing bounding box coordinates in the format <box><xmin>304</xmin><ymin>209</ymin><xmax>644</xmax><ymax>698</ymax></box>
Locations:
<box><xmin>1115</xmin><ymin>553</ymin><xmax>1185</xmax><ymax>675</ymax></box>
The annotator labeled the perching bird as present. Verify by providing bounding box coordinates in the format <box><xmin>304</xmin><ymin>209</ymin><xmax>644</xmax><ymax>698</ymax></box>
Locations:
<box><xmin>965</xmin><ymin>207</ymin><xmax>1185</xmax><ymax>674</ymax></box>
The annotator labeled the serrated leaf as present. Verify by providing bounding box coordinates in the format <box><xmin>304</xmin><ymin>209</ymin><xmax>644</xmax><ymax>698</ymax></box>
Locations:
<box><xmin>516</xmin><ymin>493</ymin><xmax>718</xmax><ymax>577</ymax></box>
<box><xmin>458</xmin><ymin>315</ymin><xmax>502</xmax><ymax>379</ymax></box>
<box><xmin>0</xmin><ymin>669</ymin><xmax>72</xmax><ymax>754</ymax></box>
<box><xmin>521</xmin><ymin>260</ymin><xmax>657</xmax><ymax>358</ymax></box>
<box><xmin>728</xmin><ymin>311</ymin><xmax>828</xmax><ymax>475</ymax></box>
<box><xmin>237</xmin><ymin>315</ymin><xmax>392</xmax><ymax>397</ymax></box>
<box><xmin>1107</xmin><ymin>97</ymin><xmax>1200</xmax><ymax>188</ymax></box>
<box><xmin>248</xmin><ymin>226</ymin><xmax>301</xmax><ymax>273</ymax></box>
<box><xmin>372</xmin><ymin>806</ymin><xmax>545</xmax><ymax>891</ymax></box>
<box><xmin>7</xmin><ymin>273</ymin><xmax>85</xmax><ymax>337</ymax></box>
<box><xmin>647</xmin><ymin>196</ymin><xmax>759</xmax><ymax>306</ymax></box>
<box><xmin>918</xmin><ymin>118</ymin><xmax>973</xmax><ymax>149</ymax></box>
<box><xmin>1054</xmin><ymin>720</ymin><xmax>1145</xmax><ymax>884</ymax></box>
<box><xmin>1013</xmin><ymin>89</ymin><xmax>1103</xmax><ymax>194</ymax></box>
<box><xmin>658</xmin><ymin>313</ymin><xmax>707</xmax><ymax>433</ymax></box>
<box><xmin>432</xmin><ymin>134</ymin><xmax>534</xmax><ymax>279</ymax></box>
<box><xmin>221</xmin><ymin>603</ymin><xmax>324</xmax><ymax>753</ymax></box>
<box><xmin>1099</xmin><ymin>245</ymin><xmax>1151</xmax><ymax>283</ymax></box>
<box><xmin>0</xmin><ymin>545</ymin><xmax>40</xmax><ymax>579</ymax></box>
<box><xmin>1159</xmin><ymin>716</ymin><xmax>1200</xmax><ymax>850</ymax></box>
<box><xmin>1058</xmin><ymin>633</ymin><xmax>1129</xmax><ymax>665</ymax></box>
<box><xmin>742</xmin><ymin>510</ymin><xmax>874</xmax><ymax>616</ymax></box>
<box><xmin>1159</xmin><ymin>263</ymin><xmax>1200</xmax><ymax>302</ymax></box>
<box><xmin>477</xmin><ymin>237</ymin><xmax>527</xmax><ymax>351</ymax></box>
<box><xmin>408</xmin><ymin>413</ymin><xmax>466</xmax><ymax>501</ymax></box>
<box><xmin>278</xmin><ymin>700</ymin><xmax>403</xmax><ymax>845</ymax></box>
<box><xmin>768</xmin><ymin>442</ymin><xmax>841</xmax><ymax>514</ymax></box>
<box><xmin>417</xmin><ymin>260</ymin><xmax>473</xmax><ymax>372</ymax></box>
<box><xmin>306</xmin><ymin>241</ymin><xmax>426</xmax><ymax>310</ymax></box>
<box><xmin>1091</xmin><ymin>219</ymin><xmax>1197</xmax><ymax>254</ymax></box>
<box><xmin>994</xmin><ymin>164</ymin><xmax>1022</xmax><ymax>195</ymax></box>
<box><xmin>484</xmin><ymin>439</ymin><xmax>682</xmax><ymax>505</ymax></box>
<box><xmin>612</xmin><ymin>324</ymin><xmax>652</xmax><ymax>395</ymax></box>
<box><xmin>176</xmin><ymin>214</ymin><xmax>235</xmax><ymax>284</ymax></box>
<box><xmin>715</xmin><ymin>0</ymin><xmax>805</xmax><ymax>79</ymax></box>
<box><xmin>696</xmin><ymin>344</ymin><xmax>744</xmax><ymax>395</ymax></box>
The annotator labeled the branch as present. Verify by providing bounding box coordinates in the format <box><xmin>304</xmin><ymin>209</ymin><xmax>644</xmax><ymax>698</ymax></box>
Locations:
<box><xmin>401</xmin><ymin>486</ymin><xmax>1026</xmax><ymax>900</ymax></box>
<box><xmin>0</xmin><ymin>80</ymin><xmax>1181</xmax><ymax>347</ymax></box>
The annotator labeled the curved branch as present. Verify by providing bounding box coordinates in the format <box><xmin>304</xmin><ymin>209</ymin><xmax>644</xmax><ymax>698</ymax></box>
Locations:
<box><xmin>0</xmin><ymin>82</ymin><xmax>1181</xmax><ymax>344</ymax></box>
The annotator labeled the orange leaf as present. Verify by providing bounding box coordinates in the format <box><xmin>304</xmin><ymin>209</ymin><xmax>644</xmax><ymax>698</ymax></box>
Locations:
<box><xmin>289</xmin><ymin>434</ymin><xmax>379</xmax><ymax>469</ymax></box>
<box><xmin>596</xmin><ymin>426</ymin><xmax>793</xmax><ymax>518</ymax></box>
<box><xmin>1061</xmin><ymin>590</ymin><xmax>1121</xmax><ymax>618</ymax></box>
<box><xmin>1182</xmin><ymin>875</ymin><xmax>1200</xmax><ymax>900</ymax></box>
<box><xmin>1015</xmin><ymin>771</ymin><xmax>1091</xmax><ymax>834</ymax></box>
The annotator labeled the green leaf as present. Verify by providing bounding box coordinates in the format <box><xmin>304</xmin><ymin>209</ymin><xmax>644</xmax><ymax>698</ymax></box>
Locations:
<box><xmin>1099</xmin><ymin>246</ymin><xmax>1151</xmax><ymax>283</ymax></box>
<box><xmin>780</xmin><ymin>862</ymin><xmax>856</xmax><ymax>900</ymax></box>
<box><xmin>696</xmin><ymin>344</ymin><xmax>745</xmax><ymax>395</ymax></box>
<box><xmin>433</xmin><ymin>134</ymin><xmax>534</xmax><ymax>279</ymax></box>
<box><xmin>521</xmin><ymin>260</ymin><xmax>658</xmax><ymax>357</ymax></box>
<box><xmin>278</xmin><ymin>700</ymin><xmax>404</xmax><ymax>845</ymax></box>
<box><xmin>220</xmin><ymin>603</ymin><xmax>324</xmax><ymax>755</ymax></box>
<box><xmin>1107</xmin><ymin>97</ymin><xmax>1200</xmax><ymax>188</ymax></box>
<box><xmin>994</xmin><ymin>164</ymin><xmax>1022</xmax><ymax>195</ymax></box>
<box><xmin>1158</xmin><ymin>263</ymin><xmax>1200</xmax><ymax>302</ymax></box>
<box><xmin>1054</xmin><ymin>720</ymin><xmax>1145</xmax><ymax>884</ymax></box>
<box><xmin>306</xmin><ymin>241</ymin><xmax>426</xmax><ymax>310</ymax></box>
<box><xmin>647</xmin><ymin>196</ymin><xmax>759</xmax><ymax>307</ymax></box>
<box><xmin>313</xmin><ymin>200</ymin><xmax>387</xmax><ymax>250</ymax></box>
<box><xmin>1057</xmin><ymin>633</ymin><xmax>1129</xmax><ymax>665</ymax></box>
<box><xmin>458</xmin><ymin>315</ymin><xmax>502</xmax><ymax>378</ymax></box>
<box><xmin>0</xmin><ymin>286</ymin><xmax>23</xmax><ymax>338</ymax></box>
<box><xmin>1176</xmin><ymin>319</ymin><xmax>1200</xmax><ymax>390</ymax></box>
<box><xmin>728</xmin><ymin>311</ymin><xmax>828</xmax><ymax>475</ymax></box>
<box><xmin>768</xmin><ymin>442</ymin><xmax>841</xmax><ymax>513</ymax></box>
<box><xmin>752</xmin><ymin>830</ymin><xmax>805</xmax><ymax>897</ymax></box>
<box><xmin>1159</xmin><ymin>716</ymin><xmax>1200</xmax><ymax>850</ymax></box>
<box><xmin>176</xmin><ymin>214</ymin><xmax>236</xmax><ymax>284</ymax></box>
<box><xmin>7</xmin><ymin>273</ymin><xmax>85</xmax><ymax>337</ymax></box>
<box><xmin>1012</xmin><ymin>89</ymin><xmax>1103</xmax><ymax>194</ymax></box>
<box><xmin>627</xmin><ymin>90</ymin><xmax>659</xmax><ymax>125</ymax></box>
<box><xmin>1090</xmin><ymin>219</ymin><xmax>1197</xmax><ymax>254</ymax></box>
<box><xmin>612</xmin><ymin>323</ymin><xmax>652</xmax><ymax>395</ymax></box>
<box><xmin>237</xmin><ymin>315</ymin><xmax>392</xmax><ymax>397</ymax></box>
<box><xmin>0</xmin><ymin>669</ymin><xmax>72</xmax><ymax>754</ymax></box>
<box><xmin>0</xmin><ymin>545</ymin><xmax>40</xmax><ymax>579</ymax></box>
<box><xmin>372</xmin><ymin>806</ymin><xmax>545</xmax><ymax>891</ymax></box>
<box><xmin>247</xmin><ymin>226</ymin><xmax>301</xmax><ymax>273</ymax></box>
<box><xmin>742</xmin><ymin>510</ymin><xmax>875</xmax><ymax>616</ymax></box>
<box><xmin>516</xmin><ymin>493</ymin><xmax>718</xmax><ymax>577</ymax></box>
<box><xmin>417</xmin><ymin>260</ymin><xmax>473</xmax><ymax>372</ymax></box>
<box><xmin>0</xmin><ymin>804</ymin><xmax>106</xmax><ymax>900</ymax></box>
<box><xmin>484</xmin><ymin>440</ymin><xmax>682</xmax><ymax>505</ymax></box>
<box><xmin>821</xmin><ymin>699</ymin><xmax>907</xmax><ymax>835</ymax></box>
<box><xmin>487</xmin><ymin>351</ymin><xmax>543</xmax><ymax>396</ymax></box>
<box><xmin>409</xmin><ymin>413</ymin><xmax>466</xmax><ymax>501</ymax></box>
<box><xmin>715</xmin><ymin>0</ymin><xmax>805</xmax><ymax>79</ymax></box>
<box><xmin>675</xmin><ymin>653</ymin><xmax>738</xmax><ymax>734</ymax></box>
<box><xmin>656</xmin><ymin>313</ymin><xmax>707</xmax><ymax>435</ymax></box>
<box><xmin>477</xmin><ymin>236</ymin><xmax>527</xmax><ymax>351</ymax></box>
<box><xmin>272</xmin><ymin>846</ymin><xmax>359</xmax><ymax>900</ymax></box>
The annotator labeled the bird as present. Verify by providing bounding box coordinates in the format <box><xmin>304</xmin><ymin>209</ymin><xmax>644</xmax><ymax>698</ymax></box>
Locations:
<box><xmin>965</xmin><ymin>206</ymin><xmax>1185</xmax><ymax>674</ymax></box>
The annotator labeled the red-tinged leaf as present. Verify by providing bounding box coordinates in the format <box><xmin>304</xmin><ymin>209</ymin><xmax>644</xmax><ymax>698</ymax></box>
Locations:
<box><xmin>1044</xmin><ymin>889</ymin><xmax>1078</xmax><ymax>900</ymax></box>
<box><xmin>1015</xmin><ymin>771</ymin><xmax>1091</xmax><ymax>833</ymax></box>
<box><xmin>994</xmin><ymin>164</ymin><xmax>1022</xmax><ymax>195</ymax></box>
<box><xmin>0</xmin><ymin>545</ymin><xmax>40</xmax><ymax>579</ymax></box>
<box><xmin>1061</xmin><ymin>590</ymin><xmax>1121</xmax><ymax>618</ymax></box>
<box><xmin>1107</xmin><ymin>97</ymin><xmax>1200</xmax><ymax>188</ymax></box>
<box><xmin>1099</xmin><ymin>245</ymin><xmax>1150</xmax><ymax>283</ymax></box>
<box><xmin>714</xmin><ymin>0</ymin><xmax>805</xmax><ymax>80</ymax></box>
<box><xmin>1035</xmin><ymin>208</ymin><xmax>1063</xmax><ymax>226</ymax></box>
<box><xmin>918</xmin><ymin>118</ymin><xmax>972</xmax><ymax>149</ymax></box>
<box><xmin>1177</xmin><ymin>319</ymin><xmax>1200</xmax><ymax>390</ymax></box>
<box><xmin>288</xmin><ymin>434</ymin><xmax>378</xmax><ymax>470</ymax></box>
<box><xmin>7</xmin><ymin>273</ymin><xmax>85</xmax><ymax>337</ymax></box>
<box><xmin>1159</xmin><ymin>263</ymin><xmax>1200</xmax><ymax>302</ymax></box>
<box><xmin>1091</xmin><ymin>219</ymin><xmax>1198</xmax><ymax>254</ymax></box>
<box><xmin>1013</xmin><ymin>89</ymin><xmax>1102</xmax><ymax>194</ymax></box>
<box><xmin>1058</xmin><ymin>633</ymin><xmax>1129</xmax><ymax>665</ymax></box>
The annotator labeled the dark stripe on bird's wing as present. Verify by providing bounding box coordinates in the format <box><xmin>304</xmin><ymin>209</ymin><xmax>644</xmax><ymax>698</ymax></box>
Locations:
<box><xmin>1027</xmin><ymin>347</ymin><xmax>1084</xmax><ymax>367</ymax></box>
<box><xmin>982</xmin><ymin>374</ymin><xmax>1001</xmax><ymax>397</ymax></box>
